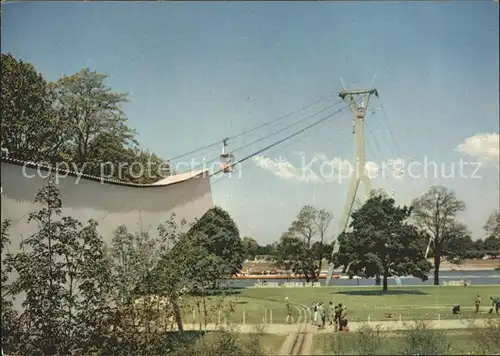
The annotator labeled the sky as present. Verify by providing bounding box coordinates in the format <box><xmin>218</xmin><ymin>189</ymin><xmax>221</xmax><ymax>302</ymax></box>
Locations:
<box><xmin>3</xmin><ymin>1</ymin><xmax>499</xmax><ymax>244</ymax></box>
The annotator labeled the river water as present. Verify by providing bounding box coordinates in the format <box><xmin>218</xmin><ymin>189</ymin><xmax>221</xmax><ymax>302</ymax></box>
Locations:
<box><xmin>226</xmin><ymin>270</ymin><xmax>500</xmax><ymax>288</ymax></box>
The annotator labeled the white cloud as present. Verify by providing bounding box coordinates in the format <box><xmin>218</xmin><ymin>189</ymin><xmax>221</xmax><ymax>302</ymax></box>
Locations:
<box><xmin>253</xmin><ymin>153</ymin><xmax>405</xmax><ymax>184</ymax></box>
<box><xmin>456</xmin><ymin>133</ymin><xmax>499</xmax><ymax>164</ymax></box>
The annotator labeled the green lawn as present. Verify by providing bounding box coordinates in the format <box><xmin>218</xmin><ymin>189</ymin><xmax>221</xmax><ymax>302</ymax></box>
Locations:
<box><xmin>312</xmin><ymin>328</ymin><xmax>499</xmax><ymax>355</ymax></box>
<box><xmin>180</xmin><ymin>285</ymin><xmax>500</xmax><ymax>324</ymax></box>
<box><xmin>179</xmin><ymin>294</ymin><xmax>300</xmax><ymax>325</ymax></box>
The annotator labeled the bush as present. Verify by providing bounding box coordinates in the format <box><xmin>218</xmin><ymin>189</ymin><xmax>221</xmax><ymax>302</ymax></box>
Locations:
<box><xmin>398</xmin><ymin>321</ymin><xmax>452</xmax><ymax>355</ymax></box>
<box><xmin>471</xmin><ymin>317</ymin><xmax>500</xmax><ymax>355</ymax></box>
<box><xmin>327</xmin><ymin>324</ymin><xmax>386</xmax><ymax>355</ymax></box>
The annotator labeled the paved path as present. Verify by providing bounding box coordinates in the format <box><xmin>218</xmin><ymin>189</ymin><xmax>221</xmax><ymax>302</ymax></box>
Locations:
<box><xmin>181</xmin><ymin>318</ymin><xmax>498</xmax><ymax>335</ymax></box>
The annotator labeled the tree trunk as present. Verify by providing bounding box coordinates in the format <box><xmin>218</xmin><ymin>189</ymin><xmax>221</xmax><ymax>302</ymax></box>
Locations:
<box><xmin>375</xmin><ymin>274</ymin><xmax>381</xmax><ymax>285</ymax></box>
<box><xmin>434</xmin><ymin>254</ymin><xmax>441</xmax><ymax>286</ymax></box>
<box><xmin>382</xmin><ymin>274</ymin><xmax>388</xmax><ymax>292</ymax></box>
<box><xmin>172</xmin><ymin>295</ymin><xmax>184</xmax><ymax>332</ymax></box>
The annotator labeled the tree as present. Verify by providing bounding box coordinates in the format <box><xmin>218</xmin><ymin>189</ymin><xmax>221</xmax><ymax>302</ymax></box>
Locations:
<box><xmin>256</xmin><ymin>243</ymin><xmax>277</xmax><ymax>259</ymax></box>
<box><xmin>484</xmin><ymin>209</ymin><xmax>500</xmax><ymax>239</ymax></box>
<box><xmin>275</xmin><ymin>234</ymin><xmax>303</xmax><ymax>276</ymax></box>
<box><xmin>411</xmin><ymin>186</ymin><xmax>466</xmax><ymax>285</ymax></box>
<box><xmin>1</xmin><ymin>53</ymin><xmax>67</xmax><ymax>163</ymax></box>
<box><xmin>1</xmin><ymin>220</ymin><xmax>18</xmax><ymax>353</ymax></box>
<box><xmin>189</xmin><ymin>206</ymin><xmax>244</xmax><ymax>277</ymax></box>
<box><xmin>483</xmin><ymin>235</ymin><xmax>500</xmax><ymax>258</ymax></box>
<box><xmin>241</xmin><ymin>237</ymin><xmax>260</xmax><ymax>260</ymax></box>
<box><xmin>4</xmin><ymin>176</ymin><xmax>113</xmax><ymax>354</ymax></box>
<box><xmin>483</xmin><ymin>210</ymin><xmax>500</xmax><ymax>257</ymax></box>
<box><xmin>334</xmin><ymin>194</ymin><xmax>431</xmax><ymax>292</ymax></box>
<box><xmin>53</xmin><ymin>68</ymin><xmax>137</xmax><ymax>169</ymax></box>
<box><xmin>159</xmin><ymin>232</ymin><xmax>229</xmax><ymax>330</ymax></box>
<box><xmin>278</xmin><ymin>205</ymin><xmax>333</xmax><ymax>282</ymax></box>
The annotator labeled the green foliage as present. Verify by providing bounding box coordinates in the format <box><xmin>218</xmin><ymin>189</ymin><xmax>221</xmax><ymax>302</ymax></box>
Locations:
<box><xmin>1</xmin><ymin>53</ymin><xmax>170</xmax><ymax>184</ymax></box>
<box><xmin>3</xmin><ymin>176</ymin><xmax>113</xmax><ymax>355</ymax></box>
<box><xmin>1</xmin><ymin>53</ymin><xmax>66</xmax><ymax>163</ymax></box>
<box><xmin>484</xmin><ymin>209</ymin><xmax>500</xmax><ymax>239</ymax></box>
<box><xmin>275</xmin><ymin>205</ymin><xmax>333</xmax><ymax>282</ymax></box>
<box><xmin>411</xmin><ymin>185</ymin><xmax>467</xmax><ymax>285</ymax></box>
<box><xmin>471</xmin><ymin>317</ymin><xmax>500</xmax><ymax>354</ymax></box>
<box><xmin>328</xmin><ymin>324</ymin><xmax>385</xmax><ymax>355</ymax></box>
<box><xmin>399</xmin><ymin>322</ymin><xmax>452</xmax><ymax>355</ymax></box>
<box><xmin>190</xmin><ymin>206</ymin><xmax>245</xmax><ymax>276</ymax></box>
<box><xmin>334</xmin><ymin>193</ymin><xmax>431</xmax><ymax>291</ymax></box>
<box><xmin>242</xmin><ymin>236</ymin><xmax>260</xmax><ymax>260</ymax></box>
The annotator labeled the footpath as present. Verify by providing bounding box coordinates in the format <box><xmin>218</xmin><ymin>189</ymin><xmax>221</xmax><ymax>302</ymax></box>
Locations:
<box><xmin>181</xmin><ymin>318</ymin><xmax>497</xmax><ymax>334</ymax></box>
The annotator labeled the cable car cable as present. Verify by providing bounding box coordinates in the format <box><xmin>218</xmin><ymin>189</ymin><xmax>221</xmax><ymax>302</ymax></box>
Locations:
<box><xmin>189</xmin><ymin>103</ymin><xmax>341</xmax><ymax>173</ymax></box>
<box><xmin>209</xmin><ymin>105</ymin><xmax>348</xmax><ymax>178</ymax></box>
<box><xmin>227</xmin><ymin>93</ymin><xmax>341</xmax><ymax>141</ymax></box>
<box><xmin>167</xmin><ymin>93</ymin><xmax>341</xmax><ymax>161</ymax></box>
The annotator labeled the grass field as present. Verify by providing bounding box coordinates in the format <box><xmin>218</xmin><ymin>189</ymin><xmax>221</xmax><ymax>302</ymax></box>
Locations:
<box><xmin>181</xmin><ymin>285</ymin><xmax>500</xmax><ymax>324</ymax></box>
<box><xmin>312</xmin><ymin>328</ymin><xmax>498</xmax><ymax>355</ymax></box>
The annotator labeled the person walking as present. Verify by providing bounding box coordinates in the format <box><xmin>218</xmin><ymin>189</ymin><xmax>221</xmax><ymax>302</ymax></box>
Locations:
<box><xmin>285</xmin><ymin>297</ymin><xmax>294</xmax><ymax>324</ymax></box>
<box><xmin>489</xmin><ymin>296</ymin><xmax>500</xmax><ymax>314</ymax></box>
<box><xmin>474</xmin><ymin>294</ymin><xmax>481</xmax><ymax>313</ymax></box>
<box><xmin>334</xmin><ymin>303</ymin><xmax>342</xmax><ymax>332</ymax></box>
<box><xmin>316</xmin><ymin>303</ymin><xmax>324</xmax><ymax>329</ymax></box>
<box><xmin>328</xmin><ymin>301</ymin><xmax>335</xmax><ymax>325</ymax></box>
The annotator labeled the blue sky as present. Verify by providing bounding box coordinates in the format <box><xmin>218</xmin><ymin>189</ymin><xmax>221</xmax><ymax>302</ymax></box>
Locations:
<box><xmin>3</xmin><ymin>1</ymin><xmax>499</xmax><ymax>244</ymax></box>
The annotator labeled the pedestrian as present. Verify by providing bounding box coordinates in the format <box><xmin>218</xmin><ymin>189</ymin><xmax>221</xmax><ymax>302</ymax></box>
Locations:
<box><xmin>320</xmin><ymin>303</ymin><xmax>326</xmax><ymax>328</ymax></box>
<box><xmin>474</xmin><ymin>294</ymin><xmax>481</xmax><ymax>313</ymax></box>
<box><xmin>316</xmin><ymin>303</ymin><xmax>324</xmax><ymax>329</ymax></box>
<box><xmin>311</xmin><ymin>302</ymin><xmax>317</xmax><ymax>324</ymax></box>
<box><xmin>313</xmin><ymin>302</ymin><xmax>319</xmax><ymax>326</ymax></box>
<box><xmin>452</xmin><ymin>305</ymin><xmax>460</xmax><ymax>315</ymax></box>
<box><xmin>334</xmin><ymin>303</ymin><xmax>342</xmax><ymax>332</ymax></box>
<box><xmin>285</xmin><ymin>297</ymin><xmax>294</xmax><ymax>324</ymax></box>
<box><xmin>328</xmin><ymin>301</ymin><xmax>335</xmax><ymax>325</ymax></box>
<box><xmin>339</xmin><ymin>305</ymin><xmax>348</xmax><ymax>331</ymax></box>
<box><xmin>489</xmin><ymin>296</ymin><xmax>500</xmax><ymax>314</ymax></box>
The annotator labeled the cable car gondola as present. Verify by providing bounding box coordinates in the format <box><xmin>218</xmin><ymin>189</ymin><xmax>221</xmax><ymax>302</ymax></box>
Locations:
<box><xmin>220</xmin><ymin>138</ymin><xmax>235</xmax><ymax>173</ymax></box>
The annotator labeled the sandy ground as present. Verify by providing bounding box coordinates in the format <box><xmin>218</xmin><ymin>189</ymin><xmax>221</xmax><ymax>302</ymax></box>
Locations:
<box><xmin>181</xmin><ymin>318</ymin><xmax>498</xmax><ymax>334</ymax></box>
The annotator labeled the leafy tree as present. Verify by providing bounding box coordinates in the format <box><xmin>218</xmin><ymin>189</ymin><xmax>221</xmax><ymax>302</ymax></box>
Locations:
<box><xmin>484</xmin><ymin>209</ymin><xmax>500</xmax><ymax>239</ymax></box>
<box><xmin>1</xmin><ymin>53</ymin><xmax>67</xmax><ymax>163</ymax></box>
<box><xmin>160</xmin><ymin>232</ymin><xmax>229</xmax><ymax>330</ymax></box>
<box><xmin>241</xmin><ymin>236</ymin><xmax>260</xmax><ymax>260</ymax></box>
<box><xmin>483</xmin><ymin>235</ymin><xmax>500</xmax><ymax>257</ymax></box>
<box><xmin>411</xmin><ymin>186</ymin><xmax>466</xmax><ymax>285</ymax></box>
<box><xmin>190</xmin><ymin>206</ymin><xmax>244</xmax><ymax>277</ymax></box>
<box><xmin>275</xmin><ymin>234</ymin><xmax>303</xmax><ymax>276</ymax></box>
<box><xmin>483</xmin><ymin>210</ymin><xmax>500</xmax><ymax>257</ymax></box>
<box><xmin>277</xmin><ymin>205</ymin><xmax>333</xmax><ymax>282</ymax></box>
<box><xmin>334</xmin><ymin>194</ymin><xmax>431</xmax><ymax>292</ymax></box>
<box><xmin>4</xmin><ymin>176</ymin><xmax>113</xmax><ymax>354</ymax></box>
<box><xmin>53</xmin><ymin>68</ymin><xmax>137</xmax><ymax>168</ymax></box>
<box><xmin>256</xmin><ymin>243</ymin><xmax>277</xmax><ymax>258</ymax></box>
<box><xmin>1</xmin><ymin>220</ymin><xmax>18</xmax><ymax>353</ymax></box>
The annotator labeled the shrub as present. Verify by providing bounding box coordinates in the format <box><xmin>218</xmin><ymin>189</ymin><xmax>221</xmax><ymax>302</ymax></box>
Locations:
<box><xmin>398</xmin><ymin>321</ymin><xmax>452</xmax><ymax>355</ymax></box>
<box><xmin>471</xmin><ymin>317</ymin><xmax>500</xmax><ymax>355</ymax></box>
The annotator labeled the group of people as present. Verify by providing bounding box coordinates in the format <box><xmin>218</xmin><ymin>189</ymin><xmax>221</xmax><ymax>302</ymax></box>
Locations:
<box><xmin>311</xmin><ymin>301</ymin><xmax>349</xmax><ymax>331</ymax></box>
<box><xmin>452</xmin><ymin>295</ymin><xmax>500</xmax><ymax>315</ymax></box>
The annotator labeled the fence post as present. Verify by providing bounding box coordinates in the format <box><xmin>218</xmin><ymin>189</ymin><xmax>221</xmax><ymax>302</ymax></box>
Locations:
<box><xmin>399</xmin><ymin>314</ymin><xmax>402</xmax><ymax>323</ymax></box>
<box><xmin>218</xmin><ymin>310</ymin><xmax>221</xmax><ymax>325</ymax></box>
<box><xmin>243</xmin><ymin>309</ymin><xmax>246</xmax><ymax>325</ymax></box>
<box><xmin>270</xmin><ymin>309</ymin><xmax>273</xmax><ymax>324</ymax></box>
<box><xmin>368</xmin><ymin>314</ymin><xmax>371</xmax><ymax>323</ymax></box>
<box><xmin>264</xmin><ymin>306</ymin><xmax>268</xmax><ymax>324</ymax></box>
<box><xmin>193</xmin><ymin>310</ymin><xmax>196</xmax><ymax>327</ymax></box>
